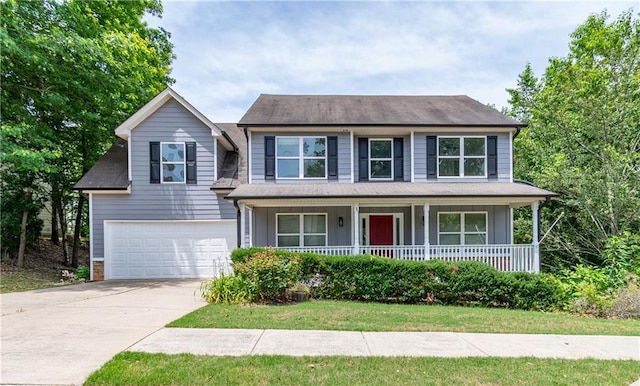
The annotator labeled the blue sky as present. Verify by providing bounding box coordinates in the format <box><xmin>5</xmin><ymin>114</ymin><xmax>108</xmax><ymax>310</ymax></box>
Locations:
<box><xmin>147</xmin><ymin>1</ymin><xmax>637</xmax><ymax>122</ymax></box>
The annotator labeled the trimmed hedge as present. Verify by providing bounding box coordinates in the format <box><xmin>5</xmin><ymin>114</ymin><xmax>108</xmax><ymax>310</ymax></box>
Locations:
<box><xmin>230</xmin><ymin>248</ymin><xmax>561</xmax><ymax>310</ymax></box>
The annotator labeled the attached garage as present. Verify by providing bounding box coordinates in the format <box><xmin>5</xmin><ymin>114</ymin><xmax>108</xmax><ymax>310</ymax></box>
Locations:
<box><xmin>104</xmin><ymin>221</ymin><xmax>236</xmax><ymax>280</ymax></box>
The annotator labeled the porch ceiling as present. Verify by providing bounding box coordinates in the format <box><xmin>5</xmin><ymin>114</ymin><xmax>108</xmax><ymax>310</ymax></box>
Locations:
<box><xmin>226</xmin><ymin>182</ymin><xmax>557</xmax><ymax>207</ymax></box>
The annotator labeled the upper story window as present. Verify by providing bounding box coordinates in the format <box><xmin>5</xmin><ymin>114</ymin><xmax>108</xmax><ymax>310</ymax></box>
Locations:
<box><xmin>438</xmin><ymin>137</ymin><xmax>486</xmax><ymax>177</ymax></box>
<box><xmin>276</xmin><ymin>137</ymin><xmax>326</xmax><ymax>179</ymax></box>
<box><xmin>150</xmin><ymin>141</ymin><xmax>196</xmax><ymax>185</ymax></box>
<box><xmin>369</xmin><ymin>139</ymin><xmax>393</xmax><ymax>180</ymax></box>
<box><xmin>438</xmin><ymin>212</ymin><xmax>487</xmax><ymax>245</ymax></box>
<box><xmin>161</xmin><ymin>142</ymin><xmax>185</xmax><ymax>183</ymax></box>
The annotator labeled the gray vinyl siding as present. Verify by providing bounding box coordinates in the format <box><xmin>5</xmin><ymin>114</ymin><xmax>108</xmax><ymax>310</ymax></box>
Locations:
<box><xmin>250</xmin><ymin>132</ymin><xmax>351</xmax><ymax>183</ymax></box>
<box><xmin>413</xmin><ymin>132</ymin><xmax>511</xmax><ymax>182</ymax></box>
<box><xmin>253</xmin><ymin>206</ymin><xmax>352</xmax><ymax>246</ymax></box>
<box><xmin>354</xmin><ymin>135</ymin><xmax>411</xmax><ymax>182</ymax></box>
<box><xmin>91</xmin><ymin>99</ymin><xmax>236</xmax><ymax>259</ymax></box>
<box><xmin>413</xmin><ymin>205</ymin><xmax>511</xmax><ymax>245</ymax></box>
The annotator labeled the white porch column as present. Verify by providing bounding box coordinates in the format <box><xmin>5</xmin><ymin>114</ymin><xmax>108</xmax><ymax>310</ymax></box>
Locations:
<box><xmin>240</xmin><ymin>203</ymin><xmax>247</xmax><ymax>248</ymax></box>
<box><xmin>423</xmin><ymin>203</ymin><xmax>430</xmax><ymax>259</ymax></box>
<box><xmin>532</xmin><ymin>201</ymin><xmax>540</xmax><ymax>273</ymax></box>
<box><xmin>247</xmin><ymin>206</ymin><xmax>253</xmax><ymax>247</ymax></box>
<box><xmin>352</xmin><ymin>203</ymin><xmax>360</xmax><ymax>255</ymax></box>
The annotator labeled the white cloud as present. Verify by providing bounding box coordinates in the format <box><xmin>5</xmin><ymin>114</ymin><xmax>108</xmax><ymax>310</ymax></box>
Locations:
<box><xmin>146</xmin><ymin>1</ymin><xmax>638</xmax><ymax>121</ymax></box>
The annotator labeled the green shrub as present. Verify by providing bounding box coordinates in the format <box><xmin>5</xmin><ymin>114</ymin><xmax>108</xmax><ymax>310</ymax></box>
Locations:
<box><xmin>553</xmin><ymin>264</ymin><xmax>614</xmax><ymax>316</ymax></box>
<box><xmin>75</xmin><ymin>265</ymin><xmax>90</xmax><ymax>280</ymax></box>
<box><xmin>200</xmin><ymin>274</ymin><xmax>254</xmax><ymax>304</ymax></box>
<box><xmin>602</xmin><ymin>232</ymin><xmax>640</xmax><ymax>286</ymax></box>
<box><xmin>230</xmin><ymin>248</ymin><xmax>561</xmax><ymax>310</ymax></box>
<box><xmin>233</xmin><ymin>248</ymin><xmax>303</xmax><ymax>302</ymax></box>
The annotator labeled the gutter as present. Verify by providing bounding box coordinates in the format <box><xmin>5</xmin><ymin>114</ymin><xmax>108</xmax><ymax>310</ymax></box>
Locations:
<box><xmin>232</xmin><ymin>199</ymin><xmax>241</xmax><ymax>248</ymax></box>
<box><xmin>221</xmin><ymin>131</ymin><xmax>238</xmax><ymax>152</ymax></box>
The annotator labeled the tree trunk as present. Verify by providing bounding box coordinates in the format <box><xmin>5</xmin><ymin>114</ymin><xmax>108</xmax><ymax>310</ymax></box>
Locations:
<box><xmin>55</xmin><ymin>195</ymin><xmax>69</xmax><ymax>265</ymax></box>
<box><xmin>50</xmin><ymin>199</ymin><xmax>59</xmax><ymax>245</ymax></box>
<box><xmin>17</xmin><ymin>209</ymin><xmax>28</xmax><ymax>268</ymax></box>
<box><xmin>71</xmin><ymin>194</ymin><xmax>85</xmax><ymax>268</ymax></box>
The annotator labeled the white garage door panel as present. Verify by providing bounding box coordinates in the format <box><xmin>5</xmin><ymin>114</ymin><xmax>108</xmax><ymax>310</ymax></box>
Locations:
<box><xmin>105</xmin><ymin>221</ymin><xmax>236</xmax><ymax>279</ymax></box>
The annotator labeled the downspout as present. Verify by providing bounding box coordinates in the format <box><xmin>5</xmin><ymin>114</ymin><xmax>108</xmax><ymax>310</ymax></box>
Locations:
<box><xmin>512</xmin><ymin>126</ymin><xmax>522</xmax><ymax>140</ymax></box>
<box><xmin>233</xmin><ymin>199</ymin><xmax>241</xmax><ymax>248</ymax></box>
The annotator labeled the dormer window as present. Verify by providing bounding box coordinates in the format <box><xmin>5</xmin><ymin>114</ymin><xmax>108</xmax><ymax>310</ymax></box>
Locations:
<box><xmin>161</xmin><ymin>142</ymin><xmax>185</xmax><ymax>183</ymax></box>
<box><xmin>276</xmin><ymin>137</ymin><xmax>326</xmax><ymax>179</ymax></box>
<box><xmin>150</xmin><ymin>141</ymin><xmax>196</xmax><ymax>184</ymax></box>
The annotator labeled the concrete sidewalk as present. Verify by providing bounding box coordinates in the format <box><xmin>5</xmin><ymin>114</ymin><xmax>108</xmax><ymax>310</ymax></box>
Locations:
<box><xmin>130</xmin><ymin>328</ymin><xmax>640</xmax><ymax>360</ymax></box>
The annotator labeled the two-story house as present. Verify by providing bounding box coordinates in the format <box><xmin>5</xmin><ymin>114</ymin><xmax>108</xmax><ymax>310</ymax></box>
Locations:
<box><xmin>75</xmin><ymin>89</ymin><xmax>556</xmax><ymax>281</ymax></box>
<box><xmin>227</xmin><ymin>94</ymin><xmax>556</xmax><ymax>272</ymax></box>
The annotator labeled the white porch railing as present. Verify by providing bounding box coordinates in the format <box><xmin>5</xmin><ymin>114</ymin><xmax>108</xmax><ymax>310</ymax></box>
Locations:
<box><xmin>277</xmin><ymin>244</ymin><xmax>537</xmax><ymax>273</ymax></box>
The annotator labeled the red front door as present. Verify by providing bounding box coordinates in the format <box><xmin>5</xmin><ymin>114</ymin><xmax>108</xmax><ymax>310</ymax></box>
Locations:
<box><xmin>369</xmin><ymin>215</ymin><xmax>394</xmax><ymax>245</ymax></box>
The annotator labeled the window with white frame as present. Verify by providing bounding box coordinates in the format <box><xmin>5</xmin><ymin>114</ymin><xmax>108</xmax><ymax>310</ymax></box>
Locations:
<box><xmin>369</xmin><ymin>139</ymin><xmax>393</xmax><ymax>179</ymax></box>
<box><xmin>438</xmin><ymin>137</ymin><xmax>486</xmax><ymax>177</ymax></box>
<box><xmin>276</xmin><ymin>214</ymin><xmax>327</xmax><ymax>247</ymax></box>
<box><xmin>276</xmin><ymin>137</ymin><xmax>326</xmax><ymax>178</ymax></box>
<box><xmin>438</xmin><ymin>212</ymin><xmax>487</xmax><ymax>245</ymax></box>
<box><xmin>161</xmin><ymin>142</ymin><xmax>185</xmax><ymax>183</ymax></box>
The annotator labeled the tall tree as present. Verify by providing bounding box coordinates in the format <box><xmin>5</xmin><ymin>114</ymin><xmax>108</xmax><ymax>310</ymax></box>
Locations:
<box><xmin>1</xmin><ymin>0</ymin><xmax>175</xmax><ymax>266</ymax></box>
<box><xmin>507</xmin><ymin>10</ymin><xmax>640</xmax><ymax>268</ymax></box>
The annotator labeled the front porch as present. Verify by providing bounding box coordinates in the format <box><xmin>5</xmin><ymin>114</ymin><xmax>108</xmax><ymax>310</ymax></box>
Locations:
<box><xmin>228</xmin><ymin>182</ymin><xmax>557</xmax><ymax>275</ymax></box>
<box><xmin>278</xmin><ymin>243</ymin><xmax>538</xmax><ymax>272</ymax></box>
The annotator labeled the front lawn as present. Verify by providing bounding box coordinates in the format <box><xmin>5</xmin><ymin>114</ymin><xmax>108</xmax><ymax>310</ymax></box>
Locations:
<box><xmin>169</xmin><ymin>300</ymin><xmax>640</xmax><ymax>336</ymax></box>
<box><xmin>0</xmin><ymin>270</ymin><xmax>68</xmax><ymax>293</ymax></box>
<box><xmin>85</xmin><ymin>352</ymin><xmax>640</xmax><ymax>385</ymax></box>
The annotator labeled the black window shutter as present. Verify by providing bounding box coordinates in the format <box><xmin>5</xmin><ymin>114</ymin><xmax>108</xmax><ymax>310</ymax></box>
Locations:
<box><xmin>426</xmin><ymin>136</ymin><xmax>437</xmax><ymax>180</ymax></box>
<box><xmin>393</xmin><ymin>138</ymin><xmax>404</xmax><ymax>181</ymax></box>
<box><xmin>186</xmin><ymin>142</ymin><xmax>197</xmax><ymax>184</ymax></box>
<box><xmin>265</xmin><ymin>136</ymin><xmax>275</xmax><ymax>180</ymax></box>
<box><xmin>358</xmin><ymin>137</ymin><xmax>368</xmax><ymax>181</ymax></box>
<box><xmin>487</xmin><ymin>135</ymin><xmax>498</xmax><ymax>179</ymax></box>
<box><xmin>150</xmin><ymin>142</ymin><xmax>160</xmax><ymax>184</ymax></box>
<box><xmin>327</xmin><ymin>136</ymin><xmax>338</xmax><ymax>180</ymax></box>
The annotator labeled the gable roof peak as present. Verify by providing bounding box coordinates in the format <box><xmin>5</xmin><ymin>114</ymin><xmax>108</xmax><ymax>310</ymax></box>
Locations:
<box><xmin>114</xmin><ymin>87</ymin><xmax>235</xmax><ymax>150</ymax></box>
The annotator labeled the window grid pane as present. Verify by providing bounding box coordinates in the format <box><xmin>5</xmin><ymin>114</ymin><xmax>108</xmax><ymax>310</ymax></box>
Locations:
<box><xmin>370</xmin><ymin>140</ymin><xmax>392</xmax><ymax>158</ymax></box>
<box><xmin>464</xmin><ymin>138</ymin><xmax>485</xmax><ymax>156</ymax></box>
<box><xmin>303</xmin><ymin>159</ymin><xmax>325</xmax><ymax>178</ymax></box>
<box><xmin>439</xmin><ymin>138</ymin><xmax>460</xmax><ymax>156</ymax></box>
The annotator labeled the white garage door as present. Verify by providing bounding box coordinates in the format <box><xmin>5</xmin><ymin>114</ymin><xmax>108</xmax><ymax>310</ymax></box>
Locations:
<box><xmin>104</xmin><ymin>221</ymin><xmax>236</xmax><ymax>280</ymax></box>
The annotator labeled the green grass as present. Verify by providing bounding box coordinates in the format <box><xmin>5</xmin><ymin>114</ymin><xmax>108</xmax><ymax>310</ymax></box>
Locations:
<box><xmin>85</xmin><ymin>352</ymin><xmax>640</xmax><ymax>385</ymax></box>
<box><xmin>0</xmin><ymin>271</ymin><xmax>68</xmax><ymax>293</ymax></box>
<box><xmin>169</xmin><ymin>300</ymin><xmax>640</xmax><ymax>336</ymax></box>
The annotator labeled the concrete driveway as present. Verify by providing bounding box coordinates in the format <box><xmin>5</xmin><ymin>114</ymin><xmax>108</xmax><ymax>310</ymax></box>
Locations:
<box><xmin>0</xmin><ymin>279</ymin><xmax>205</xmax><ymax>385</ymax></box>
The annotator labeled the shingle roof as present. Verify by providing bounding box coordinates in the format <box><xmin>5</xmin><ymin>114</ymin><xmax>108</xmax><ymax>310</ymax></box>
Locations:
<box><xmin>73</xmin><ymin>138</ymin><xmax>129</xmax><ymax>190</ymax></box>
<box><xmin>227</xmin><ymin>182</ymin><xmax>557</xmax><ymax>200</ymax></box>
<box><xmin>238</xmin><ymin>94</ymin><xmax>524</xmax><ymax>127</ymax></box>
<box><xmin>211</xmin><ymin>123</ymin><xmax>247</xmax><ymax>191</ymax></box>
